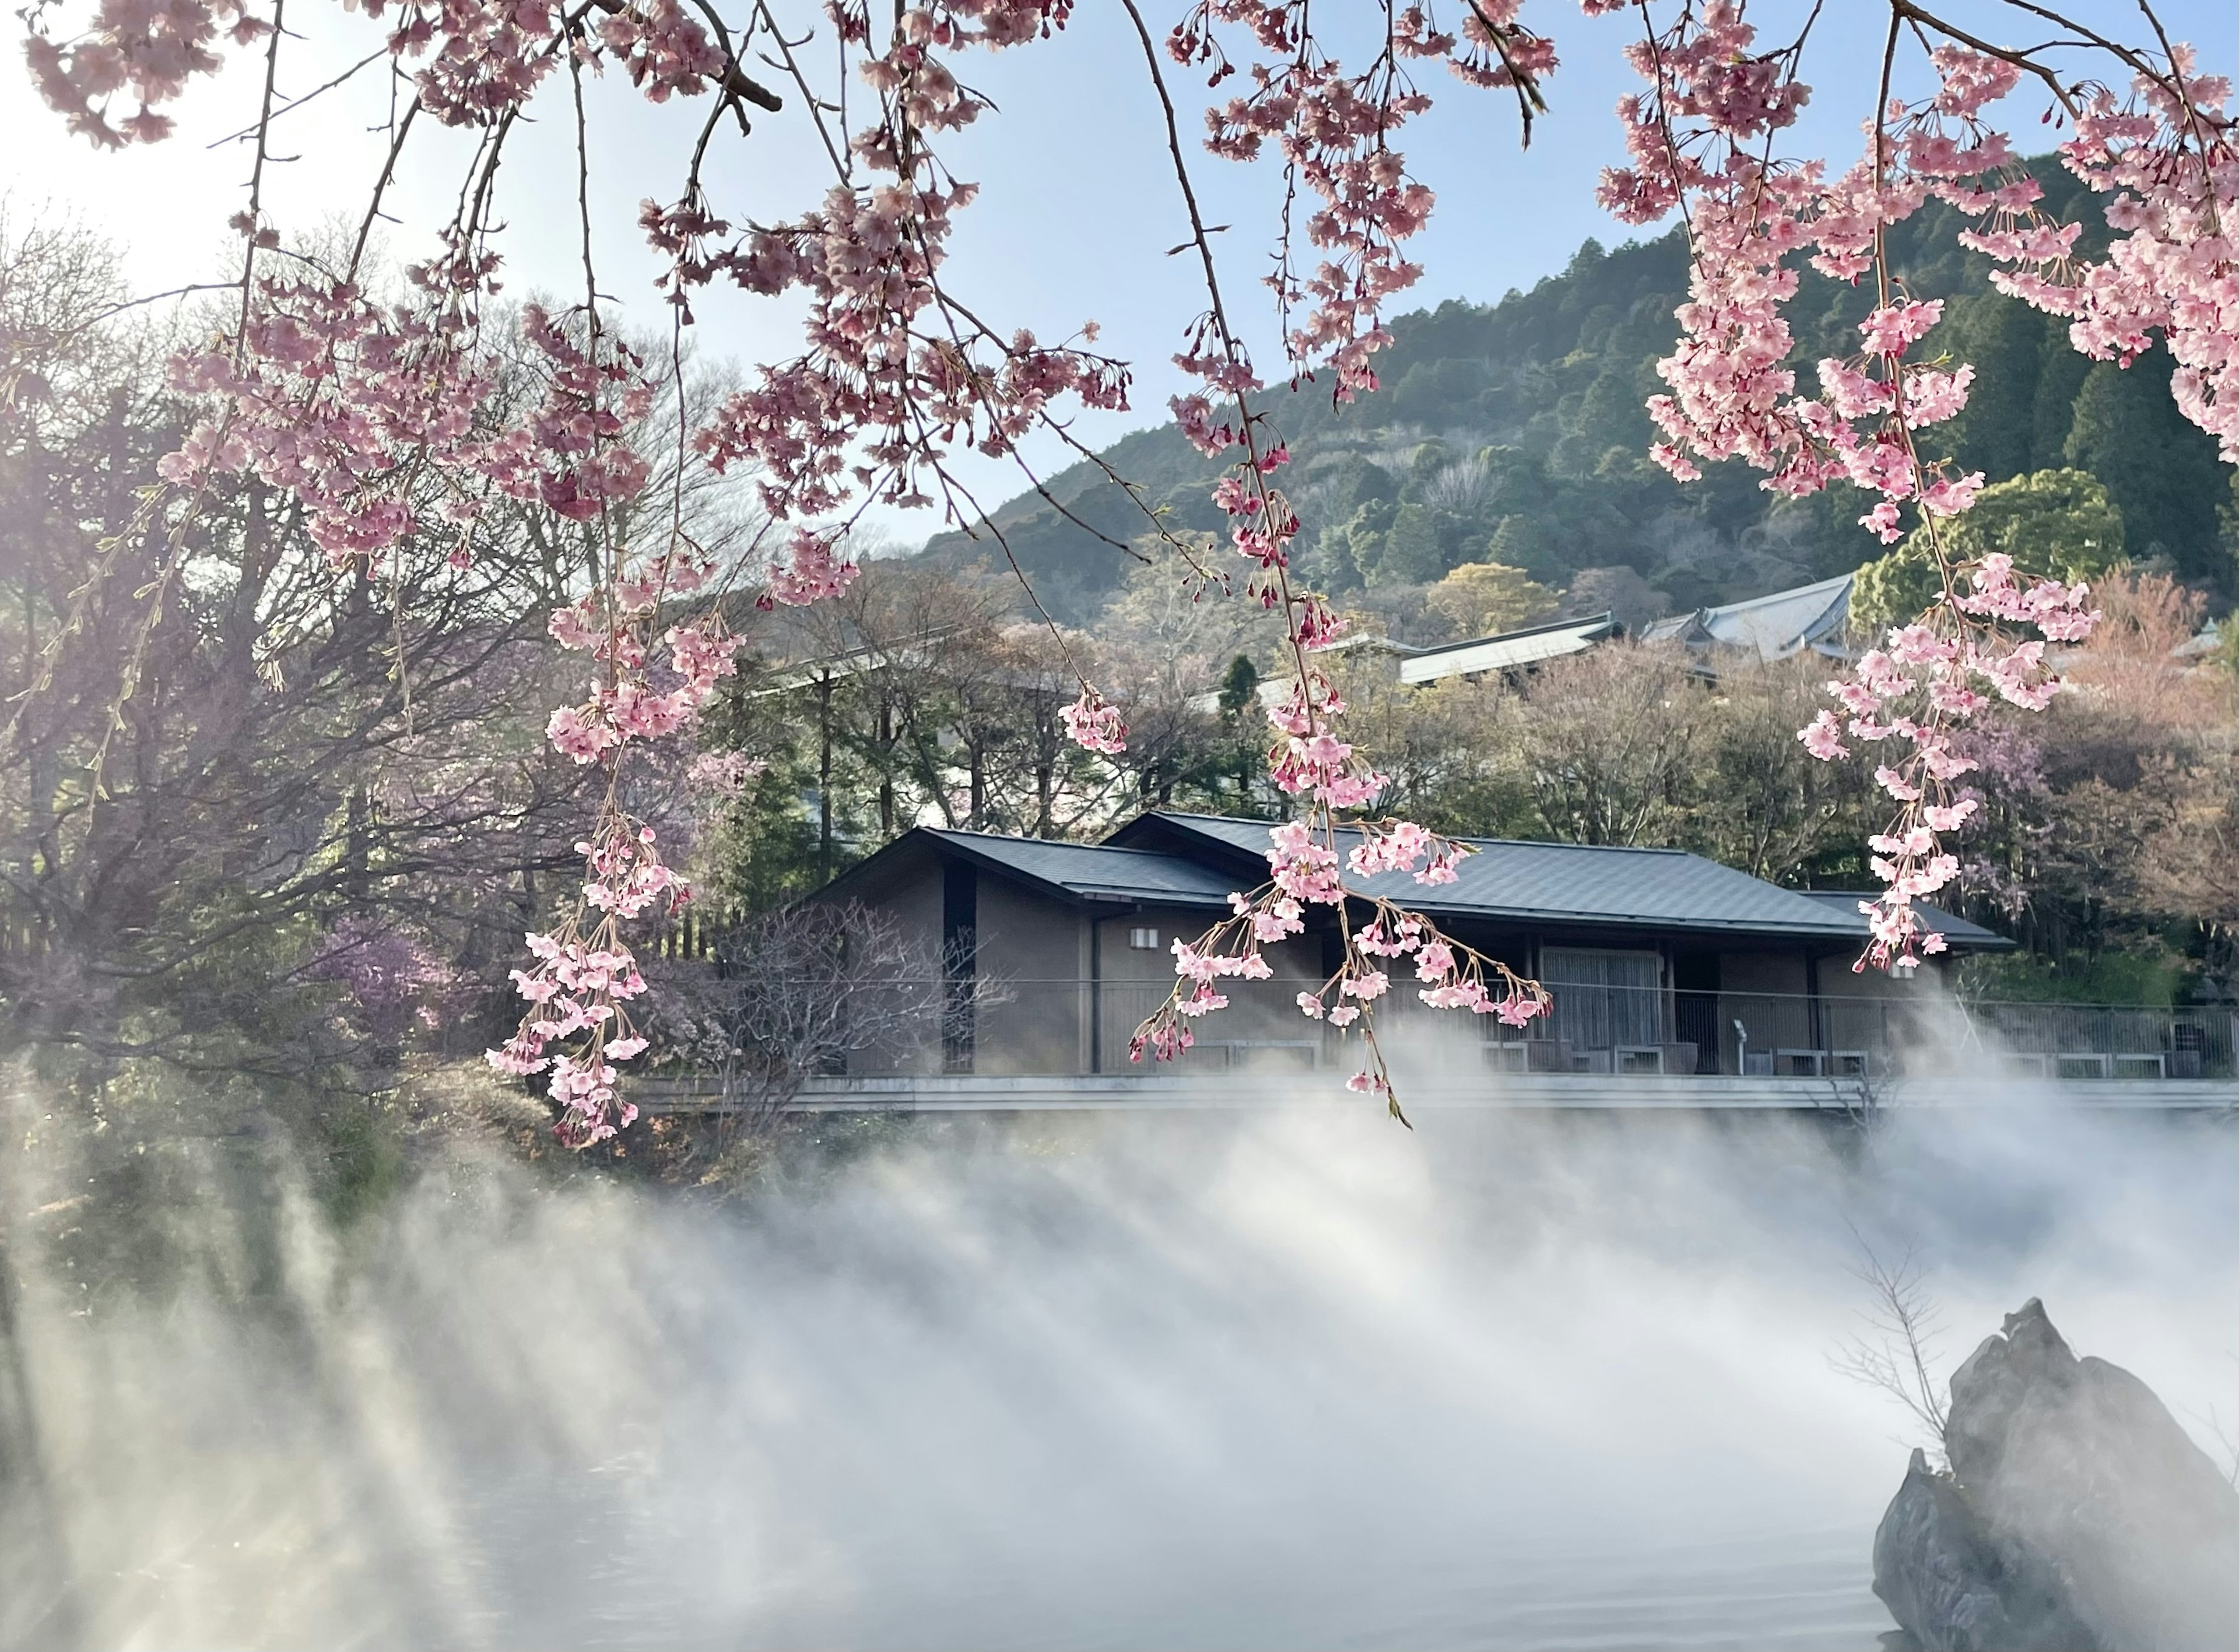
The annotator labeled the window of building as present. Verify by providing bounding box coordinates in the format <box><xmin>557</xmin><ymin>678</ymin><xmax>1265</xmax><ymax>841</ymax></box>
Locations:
<box><xmin>1539</xmin><ymin>947</ymin><xmax>1665</xmax><ymax>1049</ymax></box>
<box><xmin>1128</xmin><ymin>926</ymin><xmax>1160</xmax><ymax>950</ymax></box>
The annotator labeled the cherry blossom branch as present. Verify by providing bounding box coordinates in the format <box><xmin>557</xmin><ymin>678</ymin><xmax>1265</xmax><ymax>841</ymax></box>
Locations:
<box><xmin>1594</xmin><ymin>2</ymin><xmax>2238</xmax><ymax>965</ymax></box>
<box><xmin>350</xmin><ymin>96</ymin><xmax>422</xmax><ymax>279</ymax></box>
<box><xmin>23</xmin><ymin>0</ymin><xmax>2230</xmax><ymax>1137</ymax></box>
<box><xmin>1117</xmin><ymin>0</ymin><xmax>1548</xmax><ymax>1110</ymax></box>
<box><xmin>203</xmin><ymin>47</ymin><xmax>391</xmax><ymax>148</ymax></box>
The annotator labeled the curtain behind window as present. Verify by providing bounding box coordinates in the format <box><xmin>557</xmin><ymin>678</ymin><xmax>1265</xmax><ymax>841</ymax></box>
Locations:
<box><xmin>1540</xmin><ymin>948</ymin><xmax>1664</xmax><ymax>1048</ymax></box>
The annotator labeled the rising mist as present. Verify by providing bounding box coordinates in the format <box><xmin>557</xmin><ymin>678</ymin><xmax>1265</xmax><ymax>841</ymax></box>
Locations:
<box><xmin>2</xmin><ymin>1086</ymin><xmax>2232</xmax><ymax>1651</ymax></box>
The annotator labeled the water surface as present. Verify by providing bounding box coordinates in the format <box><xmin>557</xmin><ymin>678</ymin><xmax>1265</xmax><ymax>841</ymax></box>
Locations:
<box><xmin>5</xmin><ymin>1103</ymin><xmax>2232</xmax><ymax>1650</ymax></box>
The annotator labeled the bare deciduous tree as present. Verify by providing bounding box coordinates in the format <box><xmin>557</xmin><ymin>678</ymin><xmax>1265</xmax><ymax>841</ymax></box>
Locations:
<box><xmin>1831</xmin><ymin>1236</ymin><xmax>1952</xmax><ymax>1467</ymax></box>
<box><xmin>639</xmin><ymin>901</ymin><xmax>1001</xmax><ymax>1151</ymax></box>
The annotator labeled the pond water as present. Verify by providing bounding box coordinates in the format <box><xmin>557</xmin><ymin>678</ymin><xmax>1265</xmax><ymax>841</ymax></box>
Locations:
<box><xmin>5</xmin><ymin>1103</ymin><xmax>2233</xmax><ymax>1650</ymax></box>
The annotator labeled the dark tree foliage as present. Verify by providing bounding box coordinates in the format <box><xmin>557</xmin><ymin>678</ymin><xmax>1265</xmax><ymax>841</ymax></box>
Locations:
<box><xmin>0</xmin><ymin>223</ymin><xmax>613</xmax><ymax>1079</ymax></box>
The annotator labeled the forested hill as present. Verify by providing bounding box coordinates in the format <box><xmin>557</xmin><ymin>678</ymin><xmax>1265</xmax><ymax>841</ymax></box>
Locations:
<box><xmin>922</xmin><ymin>161</ymin><xmax>2231</xmax><ymax>628</ymax></box>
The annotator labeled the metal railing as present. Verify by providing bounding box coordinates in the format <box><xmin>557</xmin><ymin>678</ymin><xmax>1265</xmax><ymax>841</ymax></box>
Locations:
<box><xmin>836</xmin><ymin>976</ymin><xmax>2236</xmax><ymax>1081</ymax></box>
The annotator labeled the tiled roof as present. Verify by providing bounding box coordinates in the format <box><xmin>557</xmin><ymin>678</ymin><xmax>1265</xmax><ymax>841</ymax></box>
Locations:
<box><xmin>820</xmin><ymin>816</ymin><xmax>2010</xmax><ymax>950</ymax></box>
<box><xmin>1639</xmin><ymin>572</ymin><xmax>1854</xmax><ymax>661</ymax></box>
<box><xmin>1397</xmin><ymin>612</ymin><xmax>1619</xmax><ymax>684</ymax></box>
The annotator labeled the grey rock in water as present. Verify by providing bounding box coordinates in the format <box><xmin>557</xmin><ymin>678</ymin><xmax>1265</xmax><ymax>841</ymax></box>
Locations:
<box><xmin>1872</xmin><ymin>1449</ymin><xmax>2093</xmax><ymax>1651</ymax></box>
<box><xmin>1872</xmin><ymin>1298</ymin><xmax>2239</xmax><ymax>1652</ymax></box>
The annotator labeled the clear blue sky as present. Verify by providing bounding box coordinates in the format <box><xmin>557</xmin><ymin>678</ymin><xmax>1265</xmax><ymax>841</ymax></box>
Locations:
<box><xmin>5</xmin><ymin>1</ymin><xmax>2232</xmax><ymax>544</ymax></box>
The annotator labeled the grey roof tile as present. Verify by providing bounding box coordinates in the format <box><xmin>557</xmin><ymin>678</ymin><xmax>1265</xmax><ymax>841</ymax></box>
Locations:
<box><xmin>1114</xmin><ymin>813</ymin><xmax>1886</xmax><ymax>941</ymax></box>
<box><xmin>830</xmin><ymin>817</ymin><xmax>2007</xmax><ymax>950</ymax></box>
<box><xmin>1640</xmin><ymin>572</ymin><xmax>1854</xmax><ymax>660</ymax></box>
<box><xmin>1397</xmin><ymin>613</ymin><xmax>1620</xmax><ymax>684</ymax></box>
<box><xmin>926</xmin><ymin>829</ymin><xmax>1241</xmax><ymax>906</ymax></box>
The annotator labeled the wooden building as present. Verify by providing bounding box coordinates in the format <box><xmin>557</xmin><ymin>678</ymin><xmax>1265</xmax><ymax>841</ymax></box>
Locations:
<box><xmin>809</xmin><ymin>811</ymin><xmax>2008</xmax><ymax>1081</ymax></box>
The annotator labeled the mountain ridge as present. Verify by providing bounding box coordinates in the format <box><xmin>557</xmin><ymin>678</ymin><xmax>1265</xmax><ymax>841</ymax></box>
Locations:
<box><xmin>922</xmin><ymin>160</ymin><xmax>2230</xmax><ymax>631</ymax></box>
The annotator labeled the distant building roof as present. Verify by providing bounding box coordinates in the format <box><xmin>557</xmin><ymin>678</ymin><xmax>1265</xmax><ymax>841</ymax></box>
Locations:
<box><xmin>1107</xmin><ymin>813</ymin><xmax>1923</xmax><ymax>945</ymax></box>
<box><xmin>1640</xmin><ymin>572</ymin><xmax>1854</xmax><ymax>661</ymax></box>
<box><xmin>1184</xmin><ymin>634</ymin><xmax>1429</xmax><ymax>714</ymax></box>
<box><xmin>747</xmin><ymin>631</ymin><xmax>958</xmax><ymax>696</ymax></box>
<box><xmin>1397</xmin><ymin>611</ymin><xmax>1620</xmax><ymax>685</ymax></box>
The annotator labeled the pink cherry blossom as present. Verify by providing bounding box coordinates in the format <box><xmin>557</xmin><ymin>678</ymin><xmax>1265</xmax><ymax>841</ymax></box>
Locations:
<box><xmin>1060</xmin><ymin>689</ymin><xmax>1128</xmax><ymax>755</ymax></box>
<box><xmin>36</xmin><ymin>0</ymin><xmax>2223</xmax><ymax>1123</ymax></box>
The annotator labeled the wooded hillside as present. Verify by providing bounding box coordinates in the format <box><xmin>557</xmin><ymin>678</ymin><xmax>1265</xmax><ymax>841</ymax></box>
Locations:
<box><xmin>925</xmin><ymin>161</ymin><xmax>2233</xmax><ymax>630</ymax></box>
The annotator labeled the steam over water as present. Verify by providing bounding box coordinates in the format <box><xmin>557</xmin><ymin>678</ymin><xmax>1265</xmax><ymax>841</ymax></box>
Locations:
<box><xmin>3</xmin><ymin>1099</ymin><xmax>2233</xmax><ymax>1650</ymax></box>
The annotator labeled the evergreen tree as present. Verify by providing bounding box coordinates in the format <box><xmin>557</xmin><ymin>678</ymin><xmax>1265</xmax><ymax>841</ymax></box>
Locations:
<box><xmin>1372</xmin><ymin>502</ymin><xmax>1446</xmax><ymax>586</ymax></box>
<box><xmin>1216</xmin><ymin>653</ymin><xmax>1261</xmax><ymax>718</ymax></box>
<box><xmin>1486</xmin><ymin>514</ymin><xmax>1555</xmax><ymax>582</ymax></box>
<box><xmin>1936</xmin><ymin>291</ymin><xmax>2043</xmax><ymax>483</ymax></box>
<box><xmin>2064</xmin><ymin>354</ymin><xmax>2227</xmax><ymax>584</ymax></box>
<box><xmin>1853</xmin><ymin>469</ymin><xmax>2126</xmax><ymax>634</ymax></box>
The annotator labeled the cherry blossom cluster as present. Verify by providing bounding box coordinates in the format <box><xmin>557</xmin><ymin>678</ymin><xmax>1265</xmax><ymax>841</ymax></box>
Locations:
<box><xmin>487</xmin><ymin>908</ymin><xmax>657</xmax><ymax>1147</ymax></box>
<box><xmin>1593</xmin><ymin>6</ymin><xmax>2219</xmax><ymax>965</ymax></box>
<box><xmin>1059</xmin><ymin>689</ymin><xmax>1128</xmax><ymax>754</ymax></box>
<box><xmin>668</xmin><ymin>3</ymin><xmax>1129</xmax><ymax>535</ymax></box>
<box><xmin>595</xmin><ymin>0</ymin><xmax>727</xmax><ymax>103</ymax></box>
<box><xmin>491</xmin><ymin>769</ymin><xmax>710</xmax><ymax>1146</ymax></box>
<box><xmin>544</xmin><ymin>609</ymin><xmax>743</xmax><ymax>765</ymax></box>
<box><xmin>157</xmin><ymin>244</ymin><xmax>658</xmax><ymax>568</ymax></box>
<box><xmin>22</xmin><ymin>0</ymin><xmax>268</xmax><ymax>147</ymax></box>
<box><xmin>542</xmin><ymin>557</ymin><xmax>741</xmax><ymax>832</ymax></box>
<box><xmin>19</xmin><ymin>0</ymin><xmax>739</xmax><ymax>149</ymax></box>
<box><xmin>371</xmin><ymin>0</ymin><xmax>566</xmax><ymax>125</ymax></box>
<box><xmin>1967</xmin><ymin>58</ymin><xmax>2238</xmax><ymax>462</ymax></box>
<box><xmin>474</xmin><ymin>304</ymin><xmax>657</xmax><ymax>524</ymax></box>
<box><xmin>1172</xmin><ymin>0</ymin><xmax>1551</xmax><ymax>398</ymax></box>
<box><xmin>1347</xmin><ymin>818</ymin><xmax>1465</xmax><ymax>884</ymax></box>
<box><xmin>1596</xmin><ymin>12</ymin><xmax>2017</xmax><ymax>508</ymax></box>
<box><xmin>685</xmin><ymin>178</ymin><xmax>1132</xmax><ymax>520</ymax></box>
<box><xmin>1262</xmin><ymin>674</ymin><xmax>1388</xmax><ymax>807</ymax></box>
<box><xmin>1798</xmin><ymin>556</ymin><xmax>2100</xmax><ymax>968</ymax></box>
<box><xmin>1131</xmin><ymin>820</ymin><xmax>1546</xmax><ymax>1116</ymax></box>
<box><xmin>158</xmin><ymin>245</ymin><xmax>496</xmax><ymax>567</ymax></box>
<box><xmin>367</xmin><ymin>0</ymin><xmax>764</xmax><ymax>129</ymax></box>
<box><xmin>516</xmin><ymin>549</ymin><xmax>757</xmax><ymax>1131</ymax></box>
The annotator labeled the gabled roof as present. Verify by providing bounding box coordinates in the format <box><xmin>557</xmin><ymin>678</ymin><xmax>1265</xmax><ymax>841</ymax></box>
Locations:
<box><xmin>928</xmin><ymin>831</ymin><xmax>1242</xmax><ymax>906</ymax></box>
<box><xmin>1106</xmin><ymin>813</ymin><xmax>1883</xmax><ymax>943</ymax></box>
<box><xmin>1795</xmin><ymin>891</ymin><xmax>2013</xmax><ymax>950</ymax></box>
<box><xmin>1398</xmin><ymin>611</ymin><xmax>1619</xmax><ymax>684</ymax></box>
<box><xmin>1640</xmin><ymin>572</ymin><xmax>1854</xmax><ymax>661</ymax></box>
<box><xmin>815</xmin><ymin>826</ymin><xmax>1243</xmax><ymax>911</ymax></box>
<box><xmin>813</xmin><ymin>815</ymin><xmax>2010</xmax><ymax>951</ymax></box>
